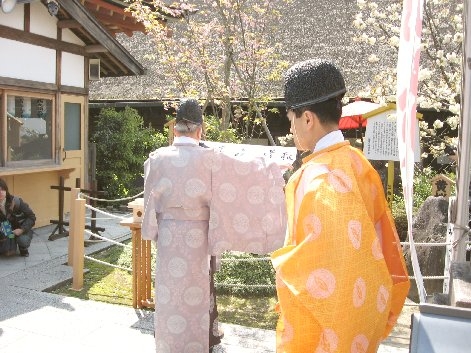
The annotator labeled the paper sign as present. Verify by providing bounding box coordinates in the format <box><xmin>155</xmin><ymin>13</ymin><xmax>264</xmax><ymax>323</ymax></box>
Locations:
<box><xmin>364</xmin><ymin>110</ymin><xmax>420</xmax><ymax>162</ymax></box>
<box><xmin>204</xmin><ymin>141</ymin><xmax>297</xmax><ymax>167</ymax></box>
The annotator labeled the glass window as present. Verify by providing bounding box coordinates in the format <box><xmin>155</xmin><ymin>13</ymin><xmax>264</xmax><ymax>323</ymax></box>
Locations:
<box><xmin>6</xmin><ymin>94</ymin><xmax>53</xmax><ymax>162</ymax></box>
<box><xmin>64</xmin><ymin>102</ymin><xmax>81</xmax><ymax>151</ymax></box>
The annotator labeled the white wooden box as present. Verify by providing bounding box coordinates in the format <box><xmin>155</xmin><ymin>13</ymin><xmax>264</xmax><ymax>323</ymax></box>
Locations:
<box><xmin>128</xmin><ymin>198</ymin><xmax>144</xmax><ymax>223</ymax></box>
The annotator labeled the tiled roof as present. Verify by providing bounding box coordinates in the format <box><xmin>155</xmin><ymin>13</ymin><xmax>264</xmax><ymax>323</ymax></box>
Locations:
<box><xmin>89</xmin><ymin>0</ymin><xmax>394</xmax><ymax>100</ymax></box>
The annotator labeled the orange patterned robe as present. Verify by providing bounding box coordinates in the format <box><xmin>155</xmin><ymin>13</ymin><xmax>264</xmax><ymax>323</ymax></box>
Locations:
<box><xmin>271</xmin><ymin>141</ymin><xmax>410</xmax><ymax>353</ymax></box>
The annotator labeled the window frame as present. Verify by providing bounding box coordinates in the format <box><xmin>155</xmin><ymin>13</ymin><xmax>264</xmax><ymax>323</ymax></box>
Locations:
<box><xmin>1</xmin><ymin>89</ymin><xmax>56</xmax><ymax>168</ymax></box>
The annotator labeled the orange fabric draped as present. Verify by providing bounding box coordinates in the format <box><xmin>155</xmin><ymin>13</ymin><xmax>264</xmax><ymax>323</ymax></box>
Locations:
<box><xmin>271</xmin><ymin>142</ymin><xmax>410</xmax><ymax>353</ymax></box>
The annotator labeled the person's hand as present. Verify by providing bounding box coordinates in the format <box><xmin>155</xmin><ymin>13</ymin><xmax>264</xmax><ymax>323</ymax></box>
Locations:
<box><xmin>13</xmin><ymin>228</ymin><xmax>23</xmax><ymax>236</ymax></box>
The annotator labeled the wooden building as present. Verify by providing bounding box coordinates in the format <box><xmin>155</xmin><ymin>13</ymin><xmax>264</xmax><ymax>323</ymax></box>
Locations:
<box><xmin>0</xmin><ymin>0</ymin><xmax>150</xmax><ymax>227</ymax></box>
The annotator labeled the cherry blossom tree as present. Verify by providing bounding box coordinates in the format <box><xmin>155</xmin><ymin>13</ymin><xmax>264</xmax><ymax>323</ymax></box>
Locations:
<box><xmin>126</xmin><ymin>0</ymin><xmax>288</xmax><ymax>144</ymax></box>
<box><xmin>353</xmin><ymin>0</ymin><xmax>462</xmax><ymax>161</ymax></box>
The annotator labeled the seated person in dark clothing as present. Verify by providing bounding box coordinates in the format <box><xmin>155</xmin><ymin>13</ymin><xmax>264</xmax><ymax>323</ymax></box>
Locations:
<box><xmin>0</xmin><ymin>178</ymin><xmax>36</xmax><ymax>257</ymax></box>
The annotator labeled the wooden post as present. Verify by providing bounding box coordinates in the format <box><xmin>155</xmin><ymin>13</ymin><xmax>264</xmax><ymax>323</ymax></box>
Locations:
<box><xmin>120</xmin><ymin>217</ymin><xmax>153</xmax><ymax>309</ymax></box>
<box><xmin>72</xmin><ymin>197</ymin><xmax>85</xmax><ymax>291</ymax></box>
<box><xmin>67</xmin><ymin>188</ymin><xmax>80</xmax><ymax>266</ymax></box>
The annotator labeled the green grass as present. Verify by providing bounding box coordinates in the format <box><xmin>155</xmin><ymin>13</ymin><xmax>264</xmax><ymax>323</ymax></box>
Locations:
<box><xmin>50</xmin><ymin>241</ymin><xmax>279</xmax><ymax>330</ymax></box>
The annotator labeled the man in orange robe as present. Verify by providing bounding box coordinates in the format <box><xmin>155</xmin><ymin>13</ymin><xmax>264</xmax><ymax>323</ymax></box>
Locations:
<box><xmin>271</xmin><ymin>59</ymin><xmax>410</xmax><ymax>353</ymax></box>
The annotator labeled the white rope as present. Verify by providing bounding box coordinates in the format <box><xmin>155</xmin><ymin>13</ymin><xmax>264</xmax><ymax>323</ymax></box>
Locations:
<box><xmin>409</xmin><ymin>275</ymin><xmax>449</xmax><ymax>280</ymax></box>
<box><xmin>84</xmin><ymin>229</ymin><xmax>132</xmax><ymax>249</ymax></box>
<box><xmin>84</xmin><ymin>255</ymin><xmax>132</xmax><ymax>272</ymax></box>
<box><xmin>84</xmin><ymin>203</ymin><xmax>127</xmax><ymax>220</ymax></box>
<box><xmin>215</xmin><ymin>283</ymin><xmax>275</xmax><ymax>288</ymax></box>
<box><xmin>80</xmin><ymin>191</ymin><xmax>144</xmax><ymax>203</ymax></box>
<box><xmin>221</xmin><ymin>257</ymin><xmax>271</xmax><ymax>262</ymax></box>
<box><xmin>400</xmin><ymin>241</ymin><xmax>452</xmax><ymax>247</ymax></box>
<box><xmin>85</xmin><ymin>215</ymin><xmax>132</xmax><ymax>220</ymax></box>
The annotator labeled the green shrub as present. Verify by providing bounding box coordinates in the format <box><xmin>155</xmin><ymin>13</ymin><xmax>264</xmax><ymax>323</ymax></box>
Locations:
<box><xmin>90</xmin><ymin>107</ymin><xmax>167</xmax><ymax>200</ymax></box>
<box><xmin>204</xmin><ymin>115</ymin><xmax>241</xmax><ymax>143</ymax></box>
<box><xmin>214</xmin><ymin>252</ymin><xmax>276</xmax><ymax>296</ymax></box>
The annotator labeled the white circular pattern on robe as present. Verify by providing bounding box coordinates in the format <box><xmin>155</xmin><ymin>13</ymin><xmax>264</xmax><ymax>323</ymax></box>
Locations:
<box><xmin>212</xmin><ymin>153</ymin><xmax>222</xmax><ymax>172</ymax></box>
<box><xmin>167</xmin><ymin>314</ymin><xmax>187</xmax><ymax>334</ymax></box>
<box><xmin>371</xmin><ymin>237</ymin><xmax>384</xmax><ymax>260</ymax></box>
<box><xmin>246</xmin><ymin>186</ymin><xmax>265</xmax><ymax>204</ymax></box>
<box><xmin>171</xmin><ymin>149</ymin><xmax>190</xmax><ymax>167</ymax></box>
<box><xmin>159</xmin><ymin>227</ymin><xmax>173</xmax><ymax>247</ymax></box>
<box><xmin>377</xmin><ymin>285</ymin><xmax>389</xmax><ymax>313</ymax></box>
<box><xmin>183</xmin><ymin>286</ymin><xmax>204</xmax><ymax>306</ymax></box>
<box><xmin>185</xmin><ymin>228</ymin><xmax>205</xmax><ymax>248</ymax></box>
<box><xmin>348</xmin><ymin>220</ymin><xmax>362</xmax><ymax>250</ymax></box>
<box><xmin>168</xmin><ymin>257</ymin><xmax>188</xmax><ymax>278</ymax></box>
<box><xmin>306</xmin><ymin>269</ymin><xmax>336</xmax><ymax>299</ymax></box>
<box><xmin>212</xmin><ymin>240</ymin><xmax>233</xmax><ymax>254</ymax></box>
<box><xmin>233</xmin><ymin>159</ymin><xmax>252</xmax><ymax>175</ymax></box>
<box><xmin>350</xmin><ymin>151</ymin><xmax>363</xmax><ymax>174</ymax></box>
<box><xmin>185</xmin><ymin>178</ymin><xmax>207</xmax><ymax>198</ymax></box>
<box><xmin>315</xmin><ymin>328</ymin><xmax>339</xmax><ymax>353</ymax></box>
<box><xmin>218</xmin><ymin>183</ymin><xmax>237</xmax><ymax>203</ymax></box>
<box><xmin>156</xmin><ymin>177</ymin><xmax>173</xmax><ymax>196</ymax></box>
<box><xmin>269</xmin><ymin>185</ymin><xmax>285</xmax><ymax>204</ymax></box>
<box><xmin>374</xmin><ymin>221</ymin><xmax>383</xmax><ymax>242</ymax></box>
<box><xmin>351</xmin><ymin>334</ymin><xmax>369</xmax><ymax>353</ymax></box>
<box><xmin>184</xmin><ymin>342</ymin><xmax>205</xmax><ymax>353</ymax></box>
<box><xmin>202</xmin><ymin>151</ymin><xmax>215</xmax><ymax>170</ymax></box>
<box><xmin>200</xmin><ymin>312</ymin><xmax>210</xmax><ymax>330</ymax></box>
<box><xmin>280</xmin><ymin>317</ymin><xmax>294</xmax><ymax>344</ymax></box>
<box><xmin>232</xmin><ymin>213</ymin><xmax>249</xmax><ymax>234</ymax></box>
<box><xmin>261</xmin><ymin>214</ymin><xmax>275</xmax><ymax>234</ymax></box>
<box><xmin>184</xmin><ymin>207</ymin><xmax>202</xmax><ymax>218</ymax></box>
<box><xmin>155</xmin><ymin>340</ymin><xmax>171</xmax><ymax>353</ymax></box>
<box><xmin>157</xmin><ymin>284</ymin><xmax>171</xmax><ymax>304</ymax></box>
<box><xmin>328</xmin><ymin>169</ymin><xmax>353</xmax><ymax>193</ymax></box>
<box><xmin>245</xmin><ymin>242</ymin><xmax>263</xmax><ymax>253</ymax></box>
<box><xmin>353</xmin><ymin>277</ymin><xmax>367</xmax><ymax>308</ymax></box>
<box><xmin>303</xmin><ymin>213</ymin><xmax>322</xmax><ymax>241</ymax></box>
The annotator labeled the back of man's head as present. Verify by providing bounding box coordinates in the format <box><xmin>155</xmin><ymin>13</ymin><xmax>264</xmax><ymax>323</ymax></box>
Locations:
<box><xmin>176</xmin><ymin>99</ymin><xmax>203</xmax><ymax>125</ymax></box>
<box><xmin>284</xmin><ymin>59</ymin><xmax>346</xmax><ymax>124</ymax></box>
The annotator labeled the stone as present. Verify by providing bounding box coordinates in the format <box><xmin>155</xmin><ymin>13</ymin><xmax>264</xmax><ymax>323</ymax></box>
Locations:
<box><xmin>404</xmin><ymin>196</ymin><xmax>449</xmax><ymax>302</ymax></box>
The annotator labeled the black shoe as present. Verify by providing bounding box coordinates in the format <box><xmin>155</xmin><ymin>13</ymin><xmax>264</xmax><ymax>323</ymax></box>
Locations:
<box><xmin>19</xmin><ymin>248</ymin><xmax>29</xmax><ymax>257</ymax></box>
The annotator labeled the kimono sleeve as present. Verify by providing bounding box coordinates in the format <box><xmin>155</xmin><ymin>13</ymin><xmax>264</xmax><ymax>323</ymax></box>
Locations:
<box><xmin>208</xmin><ymin>152</ymin><xmax>286</xmax><ymax>255</ymax></box>
<box><xmin>142</xmin><ymin>156</ymin><xmax>158</xmax><ymax>242</ymax></box>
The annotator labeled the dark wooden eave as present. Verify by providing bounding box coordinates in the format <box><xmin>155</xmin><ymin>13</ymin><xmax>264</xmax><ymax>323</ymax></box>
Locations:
<box><xmin>56</xmin><ymin>0</ymin><xmax>145</xmax><ymax>77</ymax></box>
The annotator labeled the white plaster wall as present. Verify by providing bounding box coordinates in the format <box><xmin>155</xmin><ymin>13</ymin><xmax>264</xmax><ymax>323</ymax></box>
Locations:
<box><xmin>30</xmin><ymin>1</ymin><xmax>57</xmax><ymax>39</ymax></box>
<box><xmin>0</xmin><ymin>38</ymin><xmax>55</xmax><ymax>83</ymax></box>
<box><xmin>63</xmin><ymin>29</ymin><xmax>85</xmax><ymax>45</ymax></box>
<box><xmin>61</xmin><ymin>52</ymin><xmax>85</xmax><ymax>88</ymax></box>
<box><xmin>0</xmin><ymin>4</ymin><xmax>24</xmax><ymax>29</ymax></box>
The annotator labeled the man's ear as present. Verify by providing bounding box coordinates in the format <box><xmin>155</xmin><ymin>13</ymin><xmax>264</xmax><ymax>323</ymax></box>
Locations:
<box><xmin>304</xmin><ymin>110</ymin><xmax>318</xmax><ymax>130</ymax></box>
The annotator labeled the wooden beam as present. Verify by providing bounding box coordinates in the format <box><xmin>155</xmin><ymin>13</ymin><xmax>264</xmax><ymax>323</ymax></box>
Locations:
<box><xmin>57</xmin><ymin>19</ymin><xmax>83</xmax><ymax>29</ymax></box>
<box><xmin>85</xmin><ymin>44</ymin><xmax>108</xmax><ymax>53</ymax></box>
<box><xmin>0</xmin><ymin>24</ymin><xmax>86</xmax><ymax>57</ymax></box>
<box><xmin>0</xmin><ymin>76</ymin><xmax>58</xmax><ymax>91</ymax></box>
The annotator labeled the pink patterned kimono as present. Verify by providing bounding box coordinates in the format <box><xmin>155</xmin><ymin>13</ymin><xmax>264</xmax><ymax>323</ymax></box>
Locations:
<box><xmin>142</xmin><ymin>140</ymin><xmax>286</xmax><ymax>352</ymax></box>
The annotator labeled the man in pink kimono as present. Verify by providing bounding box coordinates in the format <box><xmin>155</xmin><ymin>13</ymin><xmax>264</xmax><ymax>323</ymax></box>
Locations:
<box><xmin>142</xmin><ymin>99</ymin><xmax>287</xmax><ymax>352</ymax></box>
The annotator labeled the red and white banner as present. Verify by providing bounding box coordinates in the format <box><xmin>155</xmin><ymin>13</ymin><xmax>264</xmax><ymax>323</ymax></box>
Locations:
<box><xmin>396</xmin><ymin>0</ymin><xmax>426</xmax><ymax>303</ymax></box>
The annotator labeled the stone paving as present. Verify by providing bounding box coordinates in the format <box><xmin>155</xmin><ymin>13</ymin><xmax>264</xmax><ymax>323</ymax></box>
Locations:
<box><xmin>0</xmin><ymin>211</ymin><xmax>416</xmax><ymax>352</ymax></box>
